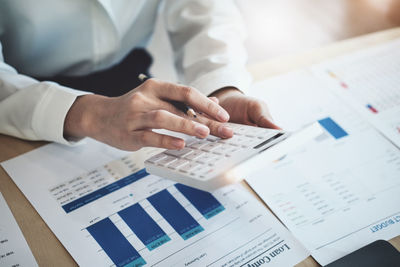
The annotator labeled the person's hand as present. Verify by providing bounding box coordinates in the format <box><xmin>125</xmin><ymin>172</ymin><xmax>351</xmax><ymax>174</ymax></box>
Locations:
<box><xmin>211</xmin><ymin>87</ymin><xmax>280</xmax><ymax>129</ymax></box>
<box><xmin>64</xmin><ymin>79</ymin><xmax>234</xmax><ymax>151</ymax></box>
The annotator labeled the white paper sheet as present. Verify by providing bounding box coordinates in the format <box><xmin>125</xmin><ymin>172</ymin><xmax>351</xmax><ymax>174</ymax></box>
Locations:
<box><xmin>0</xmin><ymin>192</ymin><xmax>38</xmax><ymax>267</ymax></box>
<box><xmin>313</xmin><ymin>38</ymin><xmax>400</xmax><ymax>147</ymax></box>
<box><xmin>247</xmin><ymin>71</ymin><xmax>400</xmax><ymax>265</ymax></box>
<box><xmin>1</xmin><ymin>140</ymin><xmax>309</xmax><ymax>267</ymax></box>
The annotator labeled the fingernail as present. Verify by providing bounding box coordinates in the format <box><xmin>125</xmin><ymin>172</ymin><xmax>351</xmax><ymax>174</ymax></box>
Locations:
<box><xmin>218</xmin><ymin>125</ymin><xmax>233</xmax><ymax>138</ymax></box>
<box><xmin>194</xmin><ymin>124</ymin><xmax>209</xmax><ymax>137</ymax></box>
<box><xmin>172</xmin><ymin>139</ymin><xmax>184</xmax><ymax>149</ymax></box>
<box><xmin>209</xmin><ymin>96</ymin><xmax>219</xmax><ymax>104</ymax></box>
<box><xmin>217</xmin><ymin>109</ymin><xmax>229</xmax><ymax>122</ymax></box>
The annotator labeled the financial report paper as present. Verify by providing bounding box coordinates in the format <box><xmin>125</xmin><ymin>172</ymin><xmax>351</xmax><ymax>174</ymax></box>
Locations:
<box><xmin>1</xmin><ymin>140</ymin><xmax>309</xmax><ymax>267</ymax></box>
<box><xmin>247</xmin><ymin>70</ymin><xmax>400</xmax><ymax>265</ymax></box>
<box><xmin>0</xmin><ymin>192</ymin><xmax>38</xmax><ymax>267</ymax></box>
<box><xmin>313</xmin><ymin>38</ymin><xmax>400</xmax><ymax>147</ymax></box>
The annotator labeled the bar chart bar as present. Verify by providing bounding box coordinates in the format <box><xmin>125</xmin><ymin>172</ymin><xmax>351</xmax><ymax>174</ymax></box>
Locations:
<box><xmin>318</xmin><ymin>117</ymin><xmax>348</xmax><ymax>139</ymax></box>
<box><xmin>118</xmin><ymin>203</ymin><xmax>171</xmax><ymax>251</ymax></box>
<box><xmin>148</xmin><ymin>189</ymin><xmax>204</xmax><ymax>240</ymax></box>
<box><xmin>366</xmin><ymin>104</ymin><xmax>378</xmax><ymax>113</ymax></box>
<box><xmin>175</xmin><ymin>184</ymin><xmax>225</xmax><ymax>219</ymax></box>
<box><xmin>87</xmin><ymin>218</ymin><xmax>146</xmax><ymax>267</ymax></box>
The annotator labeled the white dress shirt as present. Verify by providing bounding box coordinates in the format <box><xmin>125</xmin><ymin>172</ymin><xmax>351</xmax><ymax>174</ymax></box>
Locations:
<box><xmin>0</xmin><ymin>0</ymin><xmax>251</xmax><ymax>145</ymax></box>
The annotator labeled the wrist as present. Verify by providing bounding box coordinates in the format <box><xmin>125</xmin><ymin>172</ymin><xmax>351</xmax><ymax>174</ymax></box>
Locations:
<box><xmin>210</xmin><ymin>86</ymin><xmax>243</xmax><ymax>102</ymax></box>
<box><xmin>63</xmin><ymin>94</ymin><xmax>109</xmax><ymax>140</ymax></box>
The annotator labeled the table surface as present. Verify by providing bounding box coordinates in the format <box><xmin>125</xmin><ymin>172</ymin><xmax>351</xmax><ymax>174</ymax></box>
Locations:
<box><xmin>1</xmin><ymin>27</ymin><xmax>400</xmax><ymax>267</ymax></box>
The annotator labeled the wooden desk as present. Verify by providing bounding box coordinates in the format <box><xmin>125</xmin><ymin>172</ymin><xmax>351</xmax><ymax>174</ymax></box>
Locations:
<box><xmin>1</xmin><ymin>28</ymin><xmax>400</xmax><ymax>266</ymax></box>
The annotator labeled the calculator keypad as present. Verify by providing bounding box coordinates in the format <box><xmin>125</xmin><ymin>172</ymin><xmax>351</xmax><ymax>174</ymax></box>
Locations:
<box><xmin>146</xmin><ymin>123</ymin><xmax>283</xmax><ymax>179</ymax></box>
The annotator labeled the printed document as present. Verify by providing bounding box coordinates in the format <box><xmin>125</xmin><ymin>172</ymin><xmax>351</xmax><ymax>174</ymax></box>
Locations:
<box><xmin>313</xmin><ymin>38</ymin><xmax>400</xmax><ymax>147</ymax></box>
<box><xmin>1</xmin><ymin>140</ymin><xmax>309</xmax><ymax>267</ymax></box>
<box><xmin>0</xmin><ymin>192</ymin><xmax>38</xmax><ymax>267</ymax></box>
<box><xmin>247</xmin><ymin>70</ymin><xmax>400</xmax><ymax>265</ymax></box>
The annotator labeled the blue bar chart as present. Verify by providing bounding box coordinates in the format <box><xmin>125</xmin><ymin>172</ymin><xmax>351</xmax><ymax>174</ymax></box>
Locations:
<box><xmin>318</xmin><ymin>117</ymin><xmax>348</xmax><ymax>139</ymax></box>
<box><xmin>148</xmin><ymin>189</ymin><xmax>205</xmax><ymax>240</ymax></box>
<box><xmin>118</xmin><ymin>203</ymin><xmax>171</xmax><ymax>251</ymax></box>
<box><xmin>87</xmin><ymin>218</ymin><xmax>146</xmax><ymax>267</ymax></box>
<box><xmin>86</xmin><ymin>185</ymin><xmax>225</xmax><ymax>265</ymax></box>
<box><xmin>175</xmin><ymin>183</ymin><xmax>225</xmax><ymax>219</ymax></box>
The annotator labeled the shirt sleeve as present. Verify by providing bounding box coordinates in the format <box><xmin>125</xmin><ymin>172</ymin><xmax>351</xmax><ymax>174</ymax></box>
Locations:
<box><xmin>0</xmin><ymin>42</ymin><xmax>90</xmax><ymax>145</ymax></box>
<box><xmin>163</xmin><ymin>0</ymin><xmax>252</xmax><ymax>96</ymax></box>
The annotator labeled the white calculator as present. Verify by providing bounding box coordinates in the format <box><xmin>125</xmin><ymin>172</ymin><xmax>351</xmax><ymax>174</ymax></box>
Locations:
<box><xmin>145</xmin><ymin>122</ymin><xmax>323</xmax><ymax>191</ymax></box>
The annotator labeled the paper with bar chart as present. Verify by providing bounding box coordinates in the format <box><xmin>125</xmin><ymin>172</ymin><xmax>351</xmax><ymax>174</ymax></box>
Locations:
<box><xmin>247</xmin><ymin>71</ymin><xmax>400</xmax><ymax>265</ymax></box>
<box><xmin>1</xmin><ymin>139</ymin><xmax>309</xmax><ymax>267</ymax></box>
<box><xmin>313</xmin><ymin>38</ymin><xmax>400</xmax><ymax>147</ymax></box>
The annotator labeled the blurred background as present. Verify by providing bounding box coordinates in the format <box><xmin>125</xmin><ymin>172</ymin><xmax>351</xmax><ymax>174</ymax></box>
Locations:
<box><xmin>238</xmin><ymin>0</ymin><xmax>400</xmax><ymax>64</ymax></box>
<box><xmin>149</xmin><ymin>0</ymin><xmax>400</xmax><ymax>79</ymax></box>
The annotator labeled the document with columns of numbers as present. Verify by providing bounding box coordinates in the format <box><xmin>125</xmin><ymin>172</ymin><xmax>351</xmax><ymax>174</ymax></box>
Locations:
<box><xmin>247</xmin><ymin>70</ymin><xmax>400</xmax><ymax>265</ymax></box>
<box><xmin>1</xmin><ymin>139</ymin><xmax>309</xmax><ymax>267</ymax></box>
<box><xmin>0</xmin><ymin>192</ymin><xmax>38</xmax><ymax>267</ymax></box>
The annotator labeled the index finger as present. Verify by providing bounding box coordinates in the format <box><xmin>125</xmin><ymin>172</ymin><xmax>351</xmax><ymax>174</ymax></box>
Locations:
<box><xmin>148</xmin><ymin>79</ymin><xmax>230</xmax><ymax>122</ymax></box>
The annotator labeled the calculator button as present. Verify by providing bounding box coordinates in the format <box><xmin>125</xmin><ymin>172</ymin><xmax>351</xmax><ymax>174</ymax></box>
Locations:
<box><xmin>245</xmin><ymin>128</ymin><xmax>265</xmax><ymax>137</ymax></box>
<box><xmin>204</xmin><ymin>154</ymin><xmax>221</xmax><ymax>166</ymax></box>
<box><xmin>185</xmin><ymin>138</ymin><xmax>198</xmax><ymax>146</ymax></box>
<box><xmin>179</xmin><ymin>162</ymin><xmax>200</xmax><ymax>173</ymax></box>
<box><xmin>234</xmin><ymin>126</ymin><xmax>249</xmax><ymax>135</ymax></box>
<box><xmin>206</xmin><ymin>135</ymin><xmax>220</xmax><ymax>142</ymax></box>
<box><xmin>208</xmin><ymin>159</ymin><xmax>221</xmax><ymax>166</ymax></box>
<box><xmin>190</xmin><ymin>165</ymin><xmax>206</xmax><ymax>176</ymax></box>
<box><xmin>195</xmin><ymin>153</ymin><xmax>218</xmax><ymax>164</ymax></box>
<box><xmin>184</xmin><ymin>150</ymin><xmax>203</xmax><ymax>160</ymax></box>
<box><xmin>217</xmin><ymin>138</ymin><xmax>230</xmax><ymax>144</ymax></box>
<box><xmin>189</xmin><ymin>141</ymin><xmax>207</xmax><ymax>149</ymax></box>
<box><xmin>195</xmin><ymin>154</ymin><xmax>212</xmax><ymax>164</ymax></box>
<box><xmin>168</xmin><ymin>159</ymin><xmax>189</xmax><ymax>170</ymax></box>
<box><xmin>244</xmin><ymin>132</ymin><xmax>255</xmax><ymax>137</ymax></box>
<box><xmin>227</xmin><ymin>135</ymin><xmax>249</xmax><ymax>147</ymax></box>
<box><xmin>245</xmin><ymin>127</ymin><xmax>264</xmax><ymax>135</ymax></box>
<box><xmin>165</xmin><ymin>148</ymin><xmax>192</xmax><ymax>158</ymax></box>
<box><xmin>224</xmin><ymin>146</ymin><xmax>242</xmax><ymax>156</ymax></box>
<box><xmin>157</xmin><ymin>155</ymin><xmax>178</xmax><ymax>166</ymax></box>
<box><xmin>201</xmin><ymin>142</ymin><xmax>221</xmax><ymax>152</ymax></box>
<box><xmin>225</xmin><ymin>135</ymin><xmax>240</xmax><ymax>145</ymax></box>
<box><xmin>212</xmin><ymin>145</ymin><xmax>233</xmax><ymax>155</ymax></box>
<box><xmin>208</xmin><ymin>155</ymin><xmax>222</xmax><ymax>166</ymax></box>
<box><xmin>146</xmin><ymin>153</ymin><xmax>168</xmax><ymax>164</ymax></box>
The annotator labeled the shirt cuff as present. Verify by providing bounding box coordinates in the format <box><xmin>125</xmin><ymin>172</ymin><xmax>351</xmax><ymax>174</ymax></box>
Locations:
<box><xmin>31</xmin><ymin>82</ymin><xmax>91</xmax><ymax>146</ymax></box>
<box><xmin>189</xmin><ymin>66</ymin><xmax>253</xmax><ymax>97</ymax></box>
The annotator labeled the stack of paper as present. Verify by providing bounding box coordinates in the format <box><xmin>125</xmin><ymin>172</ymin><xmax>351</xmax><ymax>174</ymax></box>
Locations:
<box><xmin>247</xmin><ymin>38</ymin><xmax>400</xmax><ymax>265</ymax></box>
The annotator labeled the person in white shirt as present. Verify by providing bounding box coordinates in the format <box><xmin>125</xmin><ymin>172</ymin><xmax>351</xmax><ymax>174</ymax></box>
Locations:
<box><xmin>0</xmin><ymin>0</ymin><xmax>278</xmax><ymax>151</ymax></box>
